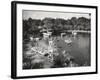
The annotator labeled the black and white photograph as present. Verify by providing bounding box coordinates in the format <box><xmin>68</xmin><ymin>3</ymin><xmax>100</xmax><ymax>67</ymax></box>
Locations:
<box><xmin>23</xmin><ymin>10</ymin><xmax>91</xmax><ymax>69</ymax></box>
<box><xmin>11</xmin><ymin>1</ymin><xmax>97</xmax><ymax>79</ymax></box>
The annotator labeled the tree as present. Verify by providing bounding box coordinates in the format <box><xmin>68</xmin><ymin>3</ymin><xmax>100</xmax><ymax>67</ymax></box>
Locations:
<box><xmin>77</xmin><ymin>17</ymin><xmax>91</xmax><ymax>30</ymax></box>
<box><xmin>71</xmin><ymin>17</ymin><xmax>78</xmax><ymax>30</ymax></box>
<box><xmin>42</xmin><ymin>18</ymin><xmax>54</xmax><ymax>30</ymax></box>
<box><xmin>54</xmin><ymin>18</ymin><xmax>64</xmax><ymax>31</ymax></box>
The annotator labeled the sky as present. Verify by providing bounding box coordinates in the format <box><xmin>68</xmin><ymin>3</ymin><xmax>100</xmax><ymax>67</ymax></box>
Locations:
<box><xmin>23</xmin><ymin>10</ymin><xmax>90</xmax><ymax>20</ymax></box>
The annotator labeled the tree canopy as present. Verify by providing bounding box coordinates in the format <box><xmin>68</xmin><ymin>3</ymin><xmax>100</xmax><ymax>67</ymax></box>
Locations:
<box><xmin>23</xmin><ymin>17</ymin><xmax>91</xmax><ymax>40</ymax></box>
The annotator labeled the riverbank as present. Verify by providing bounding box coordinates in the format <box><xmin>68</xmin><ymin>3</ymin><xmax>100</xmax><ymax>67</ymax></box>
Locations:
<box><xmin>66</xmin><ymin>30</ymin><xmax>91</xmax><ymax>33</ymax></box>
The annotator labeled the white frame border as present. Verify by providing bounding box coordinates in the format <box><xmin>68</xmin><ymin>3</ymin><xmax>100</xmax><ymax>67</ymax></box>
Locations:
<box><xmin>16</xmin><ymin>3</ymin><xmax>96</xmax><ymax>77</ymax></box>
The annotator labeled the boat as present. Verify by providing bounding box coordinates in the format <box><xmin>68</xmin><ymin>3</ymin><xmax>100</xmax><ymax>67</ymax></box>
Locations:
<box><xmin>72</xmin><ymin>30</ymin><xmax>77</xmax><ymax>36</ymax></box>
<box><xmin>64</xmin><ymin>39</ymin><xmax>72</xmax><ymax>44</ymax></box>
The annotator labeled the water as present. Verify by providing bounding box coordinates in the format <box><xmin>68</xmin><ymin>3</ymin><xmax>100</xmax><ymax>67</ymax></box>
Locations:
<box><xmin>55</xmin><ymin>33</ymin><xmax>91</xmax><ymax>66</ymax></box>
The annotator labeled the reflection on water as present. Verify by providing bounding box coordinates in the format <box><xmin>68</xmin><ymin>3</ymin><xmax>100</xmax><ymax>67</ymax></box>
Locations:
<box><xmin>59</xmin><ymin>33</ymin><xmax>91</xmax><ymax>66</ymax></box>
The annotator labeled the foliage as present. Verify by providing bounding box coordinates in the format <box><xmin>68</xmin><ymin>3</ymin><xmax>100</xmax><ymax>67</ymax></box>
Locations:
<box><xmin>23</xmin><ymin>17</ymin><xmax>91</xmax><ymax>44</ymax></box>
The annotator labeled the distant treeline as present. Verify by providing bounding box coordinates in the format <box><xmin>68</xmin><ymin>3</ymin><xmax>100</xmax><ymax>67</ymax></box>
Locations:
<box><xmin>23</xmin><ymin>17</ymin><xmax>91</xmax><ymax>39</ymax></box>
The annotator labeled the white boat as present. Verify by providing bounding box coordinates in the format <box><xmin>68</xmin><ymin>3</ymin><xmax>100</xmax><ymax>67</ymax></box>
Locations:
<box><xmin>65</xmin><ymin>39</ymin><xmax>72</xmax><ymax>44</ymax></box>
<box><xmin>72</xmin><ymin>31</ymin><xmax>77</xmax><ymax>36</ymax></box>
